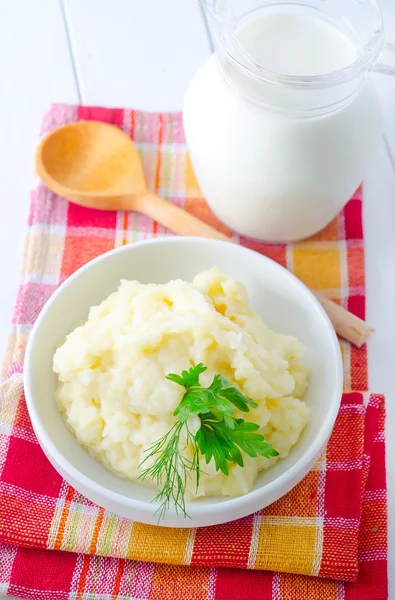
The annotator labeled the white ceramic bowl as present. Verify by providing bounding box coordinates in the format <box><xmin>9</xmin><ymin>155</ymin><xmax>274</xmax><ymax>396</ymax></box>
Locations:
<box><xmin>24</xmin><ymin>237</ymin><xmax>343</xmax><ymax>528</ymax></box>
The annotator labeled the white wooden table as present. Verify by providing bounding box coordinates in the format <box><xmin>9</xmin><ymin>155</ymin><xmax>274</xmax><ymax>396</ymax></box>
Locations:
<box><xmin>0</xmin><ymin>1</ymin><xmax>394</xmax><ymax>597</ymax></box>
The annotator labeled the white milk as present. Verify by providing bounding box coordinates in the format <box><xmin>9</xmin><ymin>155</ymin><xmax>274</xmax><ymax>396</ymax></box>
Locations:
<box><xmin>183</xmin><ymin>11</ymin><xmax>382</xmax><ymax>241</ymax></box>
<box><xmin>238</xmin><ymin>13</ymin><xmax>357</xmax><ymax>76</ymax></box>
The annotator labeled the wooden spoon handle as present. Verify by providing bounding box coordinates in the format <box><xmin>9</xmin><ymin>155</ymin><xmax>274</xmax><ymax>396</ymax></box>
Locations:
<box><xmin>313</xmin><ymin>292</ymin><xmax>374</xmax><ymax>348</ymax></box>
<box><xmin>136</xmin><ymin>193</ymin><xmax>230</xmax><ymax>241</ymax></box>
<box><xmin>135</xmin><ymin>192</ymin><xmax>372</xmax><ymax>347</ymax></box>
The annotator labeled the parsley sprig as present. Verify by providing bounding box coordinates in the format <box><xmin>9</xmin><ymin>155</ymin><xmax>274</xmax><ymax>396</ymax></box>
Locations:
<box><xmin>138</xmin><ymin>364</ymin><xmax>278</xmax><ymax>520</ymax></box>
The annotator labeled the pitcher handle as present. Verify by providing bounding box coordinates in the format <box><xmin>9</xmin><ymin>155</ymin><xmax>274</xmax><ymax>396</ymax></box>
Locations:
<box><xmin>373</xmin><ymin>42</ymin><xmax>395</xmax><ymax>76</ymax></box>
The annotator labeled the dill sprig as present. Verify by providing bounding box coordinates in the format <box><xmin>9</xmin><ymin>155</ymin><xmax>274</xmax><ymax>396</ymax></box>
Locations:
<box><xmin>138</xmin><ymin>420</ymin><xmax>200</xmax><ymax>520</ymax></box>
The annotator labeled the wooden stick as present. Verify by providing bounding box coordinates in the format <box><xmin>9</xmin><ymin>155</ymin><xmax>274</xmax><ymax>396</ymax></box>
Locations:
<box><xmin>313</xmin><ymin>292</ymin><xmax>374</xmax><ymax>348</ymax></box>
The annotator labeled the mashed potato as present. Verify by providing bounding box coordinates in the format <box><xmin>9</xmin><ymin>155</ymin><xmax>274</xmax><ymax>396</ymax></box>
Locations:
<box><xmin>54</xmin><ymin>268</ymin><xmax>309</xmax><ymax>499</ymax></box>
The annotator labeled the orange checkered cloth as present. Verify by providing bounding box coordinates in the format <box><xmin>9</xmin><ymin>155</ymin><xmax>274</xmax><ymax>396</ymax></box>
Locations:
<box><xmin>0</xmin><ymin>105</ymin><xmax>387</xmax><ymax>600</ymax></box>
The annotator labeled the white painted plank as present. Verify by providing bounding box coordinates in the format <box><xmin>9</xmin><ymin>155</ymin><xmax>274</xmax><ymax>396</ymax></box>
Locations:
<box><xmin>364</xmin><ymin>5</ymin><xmax>395</xmax><ymax>590</ymax></box>
<box><xmin>375</xmin><ymin>0</ymin><xmax>395</xmax><ymax>162</ymax></box>
<box><xmin>0</xmin><ymin>2</ymin><xmax>77</xmax><ymax>599</ymax></box>
<box><xmin>0</xmin><ymin>0</ymin><xmax>79</xmax><ymax>365</ymax></box>
<box><xmin>63</xmin><ymin>0</ymin><xmax>212</xmax><ymax>110</ymax></box>
<box><xmin>365</xmin><ymin>143</ymin><xmax>395</xmax><ymax>598</ymax></box>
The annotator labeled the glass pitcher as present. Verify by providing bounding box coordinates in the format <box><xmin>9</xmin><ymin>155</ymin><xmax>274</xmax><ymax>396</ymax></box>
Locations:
<box><xmin>183</xmin><ymin>0</ymin><xmax>394</xmax><ymax>242</ymax></box>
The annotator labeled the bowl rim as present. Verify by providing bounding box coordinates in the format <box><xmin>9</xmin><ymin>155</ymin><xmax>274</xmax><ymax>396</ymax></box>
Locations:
<box><xmin>24</xmin><ymin>236</ymin><xmax>343</xmax><ymax>520</ymax></box>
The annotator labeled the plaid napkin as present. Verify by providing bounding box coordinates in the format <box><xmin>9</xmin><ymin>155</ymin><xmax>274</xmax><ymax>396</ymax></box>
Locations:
<box><xmin>0</xmin><ymin>104</ymin><xmax>387</xmax><ymax>599</ymax></box>
<box><xmin>0</xmin><ymin>394</ymin><xmax>387</xmax><ymax>600</ymax></box>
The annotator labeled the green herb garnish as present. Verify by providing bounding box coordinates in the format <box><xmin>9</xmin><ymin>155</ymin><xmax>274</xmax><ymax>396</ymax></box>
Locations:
<box><xmin>138</xmin><ymin>364</ymin><xmax>278</xmax><ymax>520</ymax></box>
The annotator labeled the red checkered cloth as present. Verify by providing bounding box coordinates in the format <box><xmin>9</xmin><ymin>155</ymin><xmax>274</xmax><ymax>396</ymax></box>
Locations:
<box><xmin>0</xmin><ymin>393</ymin><xmax>386</xmax><ymax>600</ymax></box>
<box><xmin>0</xmin><ymin>105</ymin><xmax>388</xmax><ymax>599</ymax></box>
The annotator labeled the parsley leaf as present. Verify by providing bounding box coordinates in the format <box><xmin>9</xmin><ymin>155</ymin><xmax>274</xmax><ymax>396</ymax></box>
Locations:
<box><xmin>209</xmin><ymin>374</ymin><xmax>258</xmax><ymax>412</ymax></box>
<box><xmin>166</xmin><ymin>363</ymin><xmax>207</xmax><ymax>389</ymax></box>
<box><xmin>167</xmin><ymin>365</ymin><xmax>257</xmax><ymax>423</ymax></box>
<box><xmin>196</xmin><ymin>411</ymin><xmax>279</xmax><ymax>475</ymax></box>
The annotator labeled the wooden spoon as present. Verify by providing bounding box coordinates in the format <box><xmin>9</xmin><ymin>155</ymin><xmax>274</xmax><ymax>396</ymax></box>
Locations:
<box><xmin>36</xmin><ymin>120</ymin><xmax>373</xmax><ymax>347</ymax></box>
<box><xmin>36</xmin><ymin>120</ymin><xmax>229</xmax><ymax>241</ymax></box>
